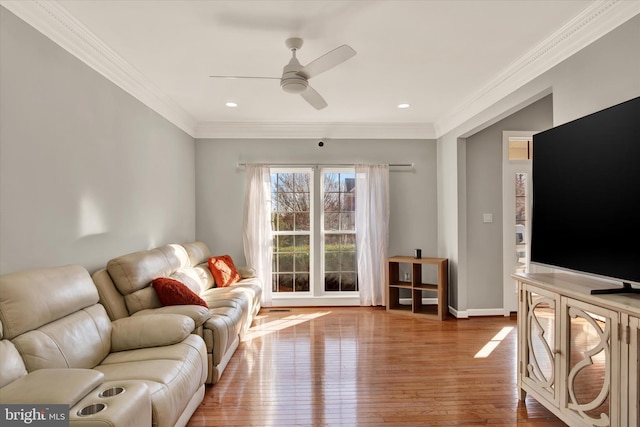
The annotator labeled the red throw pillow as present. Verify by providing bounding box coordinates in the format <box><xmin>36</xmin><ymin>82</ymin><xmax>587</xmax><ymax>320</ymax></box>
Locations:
<box><xmin>208</xmin><ymin>255</ymin><xmax>241</xmax><ymax>288</ymax></box>
<box><xmin>151</xmin><ymin>277</ymin><xmax>208</xmax><ymax>308</ymax></box>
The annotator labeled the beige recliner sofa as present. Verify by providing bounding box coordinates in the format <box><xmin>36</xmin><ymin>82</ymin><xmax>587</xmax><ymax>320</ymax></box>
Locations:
<box><xmin>92</xmin><ymin>241</ymin><xmax>262</xmax><ymax>384</ymax></box>
<box><xmin>0</xmin><ymin>265</ymin><xmax>207</xmax><ymax>427</ymax></box>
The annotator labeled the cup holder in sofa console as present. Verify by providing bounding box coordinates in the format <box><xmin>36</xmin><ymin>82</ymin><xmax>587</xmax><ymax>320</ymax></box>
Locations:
<box><xmin>98</xmin><ymin>386</ymin><xmax>125</xmax><ymax>398</ymax></box>
<box><xmin>77</xmin><ymin>403</ymin><xmax>107</xmax><ymax>416</ymax></box>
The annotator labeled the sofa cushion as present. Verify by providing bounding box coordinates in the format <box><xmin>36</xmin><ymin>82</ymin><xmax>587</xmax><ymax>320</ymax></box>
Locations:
<box><xmin>0</xmin><ymin>265</ymin><xmax>99</xmax><ymax>339</ymax></box>
<box><xmin>96</xmin><ymin>334</ymin><xmax>207</xmax><ymax>427</ymax></box>
<box><xmin>182</xmin><ymin>241</ymin><xmax>212</xmax><ymax>266</ymax></box>
<box><xmin>0</xmin><ymin>340</ymin><xmax>27</xmax><ymax>388</ymax></box>
<box><xmin>124</xmin><ymin>287</ymin><xmax>162</xmax><ymax>315</ymax></box>
<box><xmin>0</xmin><ymin>368</ymin><xmax>104</xmax><ymax>405</ymax></box>
<box><xmin>12</xmin><ymin>304</ymin><xmax>112</xmax><ymax>371</ymax></box>
<box><xmin>111</xmin><ymin>314</ymin><xmax>195</xmax><ymax>352</ymax></box>
<box><xmin>193</xmin><ymin>263</ymin><xmax>215</xmax><ymax>292</ymax></box>
<box><xmin>107</xmin><ymin>244</ymin><xmax>190</xmax><ymax>296</ymax></box>
<box><xmin>132</xmin><ymin>305</ymin><xmax>211</xmax><ymax>328</ymax></box>
<box><xmin>152</xmin><ymin>277</ymin><xmax>208</xmax><ymax>308</ymax></box>
<box><xmin>208</xmin><ymin>255</ymin><xmax>241</xmax><ymax>287</ymax></box>
<box><xmin>170</xmin><ymin>269</ymin><xmax>206</xmax><ymax>294</ymax></box>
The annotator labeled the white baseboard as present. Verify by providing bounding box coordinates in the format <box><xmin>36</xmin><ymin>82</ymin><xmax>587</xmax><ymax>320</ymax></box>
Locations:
<box><xmin>269</xmin><ymin>297</ymin><xmax>507</xmax><ymax>319</ymax></box>
<box><xmin>449</xmin><ymin>307</ymin><xmax>468</xmax><ymax>319</ymax></box>
<box><xmin>467</xmin><ymin>308</ymin><xmax>509</xmax><ymax>317</ymax></box>
<box><xmin>271</xmin><ymin>296</ymin><xmax>360</xmax><ymax>307</ymax></box>
<box><xmin>450</xmin><ymin>307</ymin><xmax>510</xmax><ymax>318</ymax></box>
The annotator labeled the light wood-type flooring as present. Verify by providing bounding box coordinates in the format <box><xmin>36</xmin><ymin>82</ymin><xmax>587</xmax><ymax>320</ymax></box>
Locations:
<box><xmin>186</xmin><ymin>307</ymin><xmax>565</xmax><ymax>426</ymax></box>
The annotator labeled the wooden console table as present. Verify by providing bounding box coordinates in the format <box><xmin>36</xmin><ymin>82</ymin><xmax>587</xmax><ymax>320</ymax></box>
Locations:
<box><xmin>386</xmin><ymin>256</ymin><xmax>448</xmax><ymax>320</ymax></box>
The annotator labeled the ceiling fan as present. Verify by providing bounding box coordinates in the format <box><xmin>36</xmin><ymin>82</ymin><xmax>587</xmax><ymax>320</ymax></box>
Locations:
<box><xmin>210</xmin><ymin>38</ymin><xmax>356</xmax><ymax>110</ymax></box>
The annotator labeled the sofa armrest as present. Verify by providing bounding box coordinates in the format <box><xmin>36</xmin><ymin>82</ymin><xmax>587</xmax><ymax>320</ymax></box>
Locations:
<box><xmin>111</xmin><ymin>314</ymin><xmax>195</xmax><ymax>352</ymax></box>
<box><xmin>238</xmin><ymin>266</ymin><xmax>256</xmax><ymax>279</ymax></box>
<box><xmin>132</xmin><ymin>305</ymin><xmax>211</xmax><ymax>328</ymax></box>
<box><xmin>0</xmin><ymin>368</ymin><xmax>103</xmax><ymax>405</ymax></box>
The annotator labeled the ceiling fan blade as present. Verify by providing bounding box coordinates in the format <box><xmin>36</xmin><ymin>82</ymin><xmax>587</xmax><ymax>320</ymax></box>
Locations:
<box><xmin>300</xmin><ymin>86</ymin><xmax>328</xmax><ymax>110</ymax></box>
<box><xmin>298</xmin><ymin>45</ymin><xmax>356</xmax><ymax>79</ymax></box>
<box><xmin>209</xmin><ymin>75</ymin><xmax>279</xmax><ymax>80</ymax></box>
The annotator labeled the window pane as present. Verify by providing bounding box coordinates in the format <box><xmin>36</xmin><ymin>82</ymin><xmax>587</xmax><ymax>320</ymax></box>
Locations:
<box><xmin>277</xmin><ymin>213</ymin><xmax>293</xmax><ymax>231</ymax></box>
<box><xmin>279</xmin><ymin>235</ymin><xmax>293</xmax><ymax>251</ymax></box>
<box><xmin>340</xmin><ymin>212</ymin><xmax>355</xmax><ymax>230</ymax></box>
<box><xmin>341</xmin><ymin>193</ymin><xmax>355</xmax><ymax>212</ymax></box>
<box><xmin>278</xmin><ymin>274</ymin><xmax>293</xmax><ymax>292</ymax></box>
<box><xmin>325</xmin><ymin>252</ymin><xmax>339</xmax><ymax>271</ymax></box>
<box><xmin>294</xmin><ymin>192</ymin><xmax>309</xmax><ymax>212</ymax></box>
<box><xmin>324</xmin><ymin>213</ymin><xmax>340</xmax><ymax>230</ymax></box>
<box><xmin>341</xmin><ymin>273</ymin><xmax>358</xmax><ymax>291</ymax></box>
<box><xmin>277</xmin><ymin>173</ymin><xmax>294</xmax><ymax>191</ymax></box>
<box><xmin>515</xmin><ymin>173</ymin><xmax>527</xmax><ymax>197</ymax></box>
<box><xmin>325</xmin><ymin>273</ymin><xmax>340</xmax><ymax>291</ymax></box>
<box><xmin>294</xmin><ymin>253</ymin><xmax>309</xmax><ymax>272</ymax></box>
<box><xmin>279</xmin><ymin>253</ymin><xmax>293</xmax><ymax>272</ymax></box>
<box><xmin>325</xmin><ymin>235</ymin><xmax>340</xmax><ymax>251</ymax></box>
<box><xmin>272</xmin><ymin>170</ymin><xmax>313</xmax><ymax>294</ymax></box>
<box><xmin>508</xmin><ymin>140</ymin><xmax>532</xmax><ymax>160</ymax></box>
<box><xmin>341</xmin><ymin>175</ymin><xmax>355</xmax><ymax>192</ymax></box>
<box><xmin>322</xmin><ymin>170</ymin><xmax>358</xmax><ymax>294</ymax></box>
<box><xmin>295</xmin><ymin>212</ymin><xmax>310</xmax><ymax>231</ymax></box>
<box><xmin>324</xmin><ymin>192</ymin><xmax>340</xmax><ymax>212</ymax></box>
<box><xmin>294</xmin><ymin>173</ymin><xmax>310</xmax><ymax>192</ymax></box>
<box><xmin>323</xmin><ymin>173</ymin><xmax>339</xmax><ymax>192</ymax></box>
<box><xmin>340</xmin><ymin>252</ymin><xmax>356</xmax><ymax>271</ymax></box>
<box><xmin>342</xmin><ymin>234</ymin><xmax>355</xmax><ymax>248</ymax></box>
<box><xmin>295</xmin><ymin>235</ymin><xmax>309</xmax><ymax>249</ymax></box>
<box><xmin>295</xmin><ymin>274</ymin><xmax>309</xmax><ymax>292</ymax></box>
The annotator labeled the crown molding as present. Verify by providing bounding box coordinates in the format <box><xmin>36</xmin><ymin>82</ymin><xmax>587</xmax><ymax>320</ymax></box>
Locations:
<box><xmin>1</xmin><ymin>0</ymin><xmax>197</xmax><ymax>137</ymax></box>
<box><xmin>434</xmin><ymin>0</ymin><xmax>640</xmax><ymax>138</ymax></box>
<box><xmin>195</xmin><ymin>121</ymin><xmax>436</xmax><ymax>140</ymax></box>
<box><xmin>3</xmin><ymin>0</ymin><xmax>637</xmax><ymax>141</ymax></box>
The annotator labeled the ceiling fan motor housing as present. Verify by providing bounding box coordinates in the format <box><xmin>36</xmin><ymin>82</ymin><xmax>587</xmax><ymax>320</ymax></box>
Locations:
<box><xmin>281</xmin><ymin>53</ymin><xmax>308</xmax><ymax>93</ymax></box>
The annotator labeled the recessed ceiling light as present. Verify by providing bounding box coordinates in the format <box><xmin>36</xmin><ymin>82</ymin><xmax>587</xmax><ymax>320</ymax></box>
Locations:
<box><xmin>397</xmin><ymin>103</ymin><xmax>411</xmax><ymax>109</ymax></box>
<box><xmin>225</xmin><ymin>102</ymin><xmax>238</xmax><ymax>108</ymax></box>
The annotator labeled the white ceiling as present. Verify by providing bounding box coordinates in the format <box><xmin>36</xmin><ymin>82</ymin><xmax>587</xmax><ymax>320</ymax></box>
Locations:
<box><xmin>4</xmin><ymin>1</ymin><xmax>639</xmax><ymax>138</ymax></box>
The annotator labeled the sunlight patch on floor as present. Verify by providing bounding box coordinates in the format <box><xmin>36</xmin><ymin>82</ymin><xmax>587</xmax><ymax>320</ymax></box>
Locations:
<box><xmin>474</xmin><ymin>326</ymin><xmax>514</xmax><ymax>358</ymax></box>
<box><xmin>243</xmin><ymin>311</ymin><xmax>331</xmax><ymax>341</ymax></box>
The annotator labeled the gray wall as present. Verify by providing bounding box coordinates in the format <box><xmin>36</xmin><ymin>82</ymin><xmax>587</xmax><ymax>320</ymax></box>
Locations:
<box><xmin>465</xmin><ymin>95</ymin><xmax>552</xmax><ymax>310</ymax></box>
<box><xmin>195</xmin><ymin>138</ymin><xmax>437</xmax><ymax>268</ymax></box>
<box><xmin>2</xmin><ymin>4</ymin><xmax>638</xmax><ymax>312</ymax></box>
<box><xmin>438</xmin><ymin>14</ymin><xmax>640</xmax><ymax>315</ymax></box>
<box><xmin>0</xmin><ymin>8</ymin><xmax>196</xmax><ymax>274</ymax></box>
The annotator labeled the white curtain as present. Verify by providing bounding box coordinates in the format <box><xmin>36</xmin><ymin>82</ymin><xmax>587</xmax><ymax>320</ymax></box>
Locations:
<box><xmin>243</xmin><ymin>164</ymin><xmax>273</xmax><ymax>306</ymax></box>
<box><xmin>355</xmin><ymin>164</ymin><xmax>390</xmax><ymax>306</ymax></box>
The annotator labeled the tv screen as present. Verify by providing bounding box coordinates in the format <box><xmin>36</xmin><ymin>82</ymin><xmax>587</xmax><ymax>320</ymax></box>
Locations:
<box><xmin>531</xmin><ymin>96</ymin><xmax>640</xmax><ymax>286</ymax></box>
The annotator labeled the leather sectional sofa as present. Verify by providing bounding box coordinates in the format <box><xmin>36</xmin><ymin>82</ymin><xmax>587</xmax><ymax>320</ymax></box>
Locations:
<box><xmin>0</xmin><ymin>241</ymin><xmax>263</xmax><ymax>426</ymax></box>
<box><xmin>0</xmin><ymin>264</ymin><xmax>207</xmax><ymax>427</ymax></box>
<box><xmin>92</xmin><ymin>241</ymin><xmax>262</xmax><ymax>384</ymax></box>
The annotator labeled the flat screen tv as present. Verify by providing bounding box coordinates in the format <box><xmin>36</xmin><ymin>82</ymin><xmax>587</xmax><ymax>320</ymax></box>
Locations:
<box><xmin>531</xmin><ymin>96</ymin><xmax>640</xmax><ymax>294</ymax></box>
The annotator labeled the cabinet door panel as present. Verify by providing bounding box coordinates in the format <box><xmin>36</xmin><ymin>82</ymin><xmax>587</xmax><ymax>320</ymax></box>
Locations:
<box><xmin>630</xmin><ymin>316</ymin><xmax>639</xmax><ymax>427</ymax></box>
<box><xmin>562</xmin><ymin>298</ymin><xmax>618</xmax><ymax>427</ymax></box>
<box><xmin>521</xmin><ymin>285</ymin><xmax>559</xmax><ymax>405</ymax></box>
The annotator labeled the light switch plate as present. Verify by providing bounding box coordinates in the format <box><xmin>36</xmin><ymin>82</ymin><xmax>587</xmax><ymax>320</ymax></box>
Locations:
<box><xmin>483</xmin><ymin>213</ymin><xmax>493</xmax><ymax>223</ymax></box>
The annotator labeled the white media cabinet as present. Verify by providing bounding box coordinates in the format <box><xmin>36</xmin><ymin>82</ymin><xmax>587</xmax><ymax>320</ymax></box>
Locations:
<box><xmin>514</xmin><ymin>273</ymin><xmax>640</xmax><ymax>427</ymax></box>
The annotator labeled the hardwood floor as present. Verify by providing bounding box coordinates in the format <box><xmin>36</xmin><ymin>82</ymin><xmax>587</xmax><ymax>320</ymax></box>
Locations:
<box><xmin>186</xmin><ymin>307</ymin><xmax>566</xmax><ymax>426</ymax></box>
